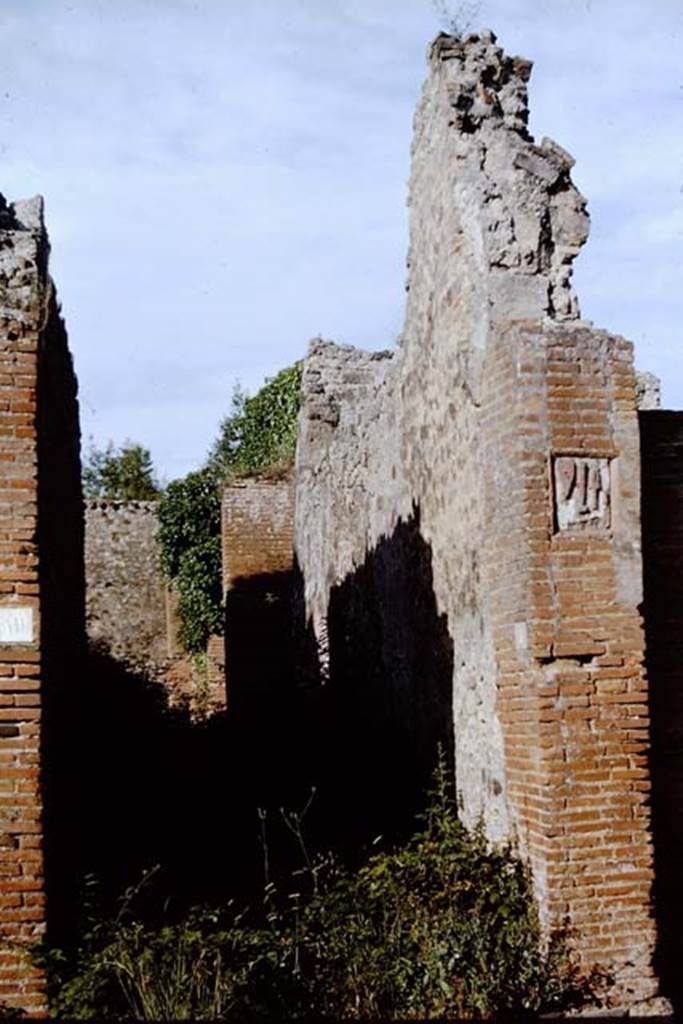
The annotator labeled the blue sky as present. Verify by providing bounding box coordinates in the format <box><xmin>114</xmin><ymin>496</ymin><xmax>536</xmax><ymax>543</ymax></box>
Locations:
<box><xmin>1</xmin><ymin>0</ymin><xmax>681</xmax><ymax>480</ymax></box>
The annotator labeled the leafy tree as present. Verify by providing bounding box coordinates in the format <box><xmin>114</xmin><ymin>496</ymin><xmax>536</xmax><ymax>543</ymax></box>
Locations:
<box><xmin>83</xmin><ymin>440</ymin><xmax>161</xmax><ymax>501</ymax></box>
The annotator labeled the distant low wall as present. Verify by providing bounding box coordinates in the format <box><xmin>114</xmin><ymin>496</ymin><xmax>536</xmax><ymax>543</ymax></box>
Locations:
<box><xmin>85</xmin><ymin>484</ymin><xmax>297</xmax><ymax>717</ymax></box>
<box><xmin>85</xmin><ymin>500</ymin><xmax>168</xmax><ymax>675</ymax></box>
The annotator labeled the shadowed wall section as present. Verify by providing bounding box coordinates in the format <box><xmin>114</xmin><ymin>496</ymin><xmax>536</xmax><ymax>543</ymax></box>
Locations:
<box><xmin>640</xmin><ymin>410</ymin><xmax>683</xmax><ymax>1005</ymax></box>
<box><xmin>320</xmin><ymin>506</ymin><xmax>454</xmax><ymax>848</ymax></box>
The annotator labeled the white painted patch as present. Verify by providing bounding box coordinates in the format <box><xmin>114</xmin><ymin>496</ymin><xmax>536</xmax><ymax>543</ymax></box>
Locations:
<box><xmin>0</xmin><ymin>607</ymin><xmax>34</xmax><ymax>644</ymax></box>
<box><xmin>553</xmin><ymin>455</ymin><xmax>611</xmax><ymax>531</ymax></box>
<box><xmin>514</xmin><ymin>621</ymin><xmax>528</xmax><ymax>652</ymax></box>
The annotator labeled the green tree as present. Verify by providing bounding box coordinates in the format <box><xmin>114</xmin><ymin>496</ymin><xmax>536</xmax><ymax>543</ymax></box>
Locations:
<box><xmin>83</xmin><ymin>439</ymin><xmax>161</xmax><ymax>501</ymax></box>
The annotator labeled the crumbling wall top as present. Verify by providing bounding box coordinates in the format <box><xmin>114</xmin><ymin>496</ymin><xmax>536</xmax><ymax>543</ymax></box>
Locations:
<box><xmin>0</xmin><ymin>194</ymin><xmax>45</xmax><ymax>235</ymax></box>
<box><xmin>406</xmin><ymin>30</ymin><xmax>590</xmax><ymax>368</ymax></box>
<box><xmin>428</xmin><ymin>29</ymin><xmax>533</xmax><ymax>135</ymax></box>
<box><xmin>0</xmin><ymin>194</ymin><xmax>49</xmax><ymax>324</ymax></box>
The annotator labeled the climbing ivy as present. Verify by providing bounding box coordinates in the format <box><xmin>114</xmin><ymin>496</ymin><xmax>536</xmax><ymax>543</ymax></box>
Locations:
<box><xmin>156</xmin><ymin>470</ymin><xmax>223</xmax><ymax>654</ymax></box>
<box><xmin>206</xmin><ymin>362</ymin><xmax>303</xmax><ymax>481</ymax></box>
<box><xmin>157</xmin><ymin>362</ymin><xmax>303</xmax><ymax>653</ymax></box>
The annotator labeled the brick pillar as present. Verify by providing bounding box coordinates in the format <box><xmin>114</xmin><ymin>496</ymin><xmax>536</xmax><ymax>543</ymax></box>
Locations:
<box><xmin>0</xmin><ymin>196</ymin><xmax>83</xmax><ymax>1016</ymax></box>
<box><xmin>482</xmin><ymin>322</ymin><xmax>659</xmax><ymax>1005</ymax></box>
<box><xmin>222</xmin><ymin>477</ymin><xmax>294</xmax><ymax>709</ymax></box>
<box><xmin>221</xmin><ymin>477</ymin><xmax>294</xmax><ymax>591</ymax></box>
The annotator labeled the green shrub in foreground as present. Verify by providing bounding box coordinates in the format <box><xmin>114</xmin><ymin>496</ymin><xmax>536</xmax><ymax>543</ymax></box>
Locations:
<box><xmin>44</xmin><ymin>766</ymin><xmax>595</xmax><ymax>1020</ymax></box>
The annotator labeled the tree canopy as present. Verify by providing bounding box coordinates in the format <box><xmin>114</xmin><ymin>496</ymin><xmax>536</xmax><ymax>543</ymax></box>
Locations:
<box><xmin>82</xmin><ymin>439</ymin><xmax>162</xmax><ymax>501</ymax></box>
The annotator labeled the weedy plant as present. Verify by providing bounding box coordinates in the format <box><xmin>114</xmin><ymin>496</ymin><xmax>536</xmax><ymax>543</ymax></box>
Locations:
<box><xmin>431</xmin><ymin>0</ymin><xmax>483</xmax><ymax>38</ymax></box>
<box><xmin>41</xmin><ymin>761</ymin><xmax>599</xmax><ymax>1020</ymax></box>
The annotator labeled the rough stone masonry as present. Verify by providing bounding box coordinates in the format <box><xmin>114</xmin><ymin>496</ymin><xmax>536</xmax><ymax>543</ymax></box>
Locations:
<box><xmin>295</xmin><ymin>32</ymin><xmax>666</xmax><ymax>1009</ymax></box>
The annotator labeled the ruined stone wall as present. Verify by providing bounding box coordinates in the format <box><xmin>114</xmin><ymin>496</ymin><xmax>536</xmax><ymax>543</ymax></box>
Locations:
<box><xmin>636</xmin><ymin>370</ymin><xmax>661</xmax><ymax>411</ymax></box>
<box><xmin>295</xmin><ymin>31</ymin><xmax>662</xmax><ymax>1008</ymax></box>
<box><xmin>397</xmin><ymin>30</ymin><xmax>596</xmax><ymax>843</ymax></box>
<box><xmin>84</xmin><ymin>482</ymin><xmax>296</xmax><ymax>719</ymax></box>
<box><xmin>295</xmin><ymin>345</ymin><xmax>458</xmax><ymax>833</ymax></box>
<box><xmin>0</xmin><ymin>195</ymin><xmax>84</xmax><ymax>1016</ymax></box>
<box><xmin>84</xmin><ymin>501</ymin><xmax>227</xmax><ymax>715</ymax></box>
<box><xmin>296</xmin><ymin>343</ymin><xmax>405</xmax><ymax>679</ymax></box>
<box><xmin>85</xmin><ymin>500</ymin><xmax>167</xmax><ymax>675</ymax></box>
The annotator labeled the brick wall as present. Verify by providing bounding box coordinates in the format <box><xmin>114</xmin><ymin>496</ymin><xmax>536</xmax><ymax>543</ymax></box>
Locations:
<box><xmin>222</xmin><ymin>477</ymin><xmax>294</xmax><ymax>587</ymax></box>
<box><xmin>482</xmin><ymin>323</ymin><xmax>657</xmax><ymax>1002</ymax></box>
<box><xmin>222</xmin><ymin>478</ymin><xmax>294</xmax><ymax>710</ymax></box>
<box><xmin>640</xmin><ymin>410</ymin><xmax>683</xmax><ymax>1001</ymax></box>
<box><xmin>0</xmin><ymin>196</ymin><xmax>84</xmax><ymax>1016</ymax></box>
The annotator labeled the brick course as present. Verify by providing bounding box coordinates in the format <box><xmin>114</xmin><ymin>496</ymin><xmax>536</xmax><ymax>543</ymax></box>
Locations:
<box><xmin>222</xmin><ymin>477</ymin><xmax>294</xmax><ymax>587</ymax></box>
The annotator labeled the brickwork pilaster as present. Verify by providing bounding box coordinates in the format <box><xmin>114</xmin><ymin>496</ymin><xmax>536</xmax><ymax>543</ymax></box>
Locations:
<box><xmin>483</xmin><ymin>322</ymin><xmax>658</xmax><ymax>1005</ymax></box>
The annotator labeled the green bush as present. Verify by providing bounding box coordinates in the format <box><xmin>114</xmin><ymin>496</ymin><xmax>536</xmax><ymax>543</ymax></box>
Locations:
<box><xmin>44</xmin><ymin>764</ymin><xmax>594</xmax><ymax>1020</ymax></box>
<box><xmin>292</xmin><ymin>771</ymin><xmax>583</xmax><ymax>1019</ymax></box>
<box><xmin>156</xmin><ymin>362</ymin><xmax>302</xmax><ymax>654</ymax></box>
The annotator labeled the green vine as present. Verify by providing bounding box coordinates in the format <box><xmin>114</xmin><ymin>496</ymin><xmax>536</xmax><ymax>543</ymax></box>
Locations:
<box><xmin>206</xmin><ymin>362</ymin><xmax>303</xmax><ymax>481</ymax></box>
<box><xmin>156</xmin><ymin>362</ymin><xmax>303</xmax><ymax>654</ymax></box>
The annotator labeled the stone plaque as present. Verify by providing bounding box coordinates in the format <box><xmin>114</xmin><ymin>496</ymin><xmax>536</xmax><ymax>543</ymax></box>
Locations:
<box><xmin>514</xmin><ymin>621</ymin><xmax>528</xmax><ymax>652</ymax></box>
<box><xmin>553</xmin><ymin>456</ymin><xmax>611</xmax><ymax>531</ymax></box>
<box><xmin>0</xmin><ymin>607</ymin><xmax>34</xmax><ymax>643</ymax></box>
